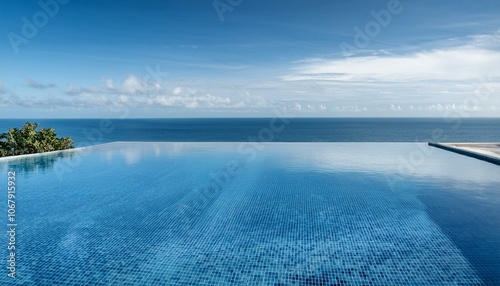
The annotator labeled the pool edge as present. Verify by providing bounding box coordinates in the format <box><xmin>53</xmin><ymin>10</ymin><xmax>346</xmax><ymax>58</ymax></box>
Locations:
<box><xmin>428</xmin><ymin>142</ymin><xmax>500</xmax><ymax>166</ymax></box>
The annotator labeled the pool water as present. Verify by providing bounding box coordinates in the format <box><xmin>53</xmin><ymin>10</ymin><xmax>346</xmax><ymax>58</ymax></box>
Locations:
<box><xmin>1</xmin><ymin>142</ymin><xmax>499</xmax><ymax>285</ymax></box>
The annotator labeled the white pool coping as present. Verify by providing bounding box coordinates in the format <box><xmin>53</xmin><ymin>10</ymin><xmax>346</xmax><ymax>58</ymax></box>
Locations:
<box><xmin>428</xmin><ymin>142</ymin><xmax>500</xmax><ymax>166</ymax></box>
<box><xmin>0</xmin><ymin>147</ymin><xmax>87</xmax><ymax>162</ymax></box>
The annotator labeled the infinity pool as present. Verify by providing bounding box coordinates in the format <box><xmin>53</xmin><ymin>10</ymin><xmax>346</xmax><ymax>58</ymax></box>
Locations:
<box><xmin>1</xmin><ymin>142</ymin><xmax>499</xmax><ymax>285</ymax></box>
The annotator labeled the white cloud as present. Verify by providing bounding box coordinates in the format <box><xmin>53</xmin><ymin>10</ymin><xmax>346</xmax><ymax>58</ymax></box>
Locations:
<box><xmin>271</xmin><ymin>32</ymin><xmax>500</xmax><ymax>116</ymax></box>
<box><xmin>71</xmin><ymin>78</ymin><xmax>233</xmax><ymax>109</ymax></box>
<box><xmin>283</xmin><ymin>48</ymin><xmax>500</xmax><ymax>82</ymax></box>
<box><xmin>5</xmin><ymin>32</ymin><xmax>500</xmax><ymax>116</ymax></box>
<box><xmin>390</xmin><ymin>104</ymin><xmax>402</xmax><ymax>111</ymax></box>
<box><xmin>102</xmin><ymin>78</ymin><xmax>114</xmax><ymax>89</ymax></box>
<box><xmin>173</xmin><ymin>87</ymin><xmax>182</xmax><ymax>95</ymax></box>
<box><xmin>122</xmin><ymin>75</ymin><xmax>143</xmax><ymax>94</ymax></box>
<box><xmin>334</xmin><ymin>105</ymin><xmax>368</xmax><ymax>112</ymax></box>
<box><xmin>283</xmin><ymin>32</ymin><xmax>500</xmax><ymax>83</ymax></box>
<box><xmin>151</xmin><ymin>93</ymin><xmax>231</xmax><ymax>109</ymax></box>
<box><xmin>24</xmin><ymin>78</ymin><xmax>57</xmax><ymax>89</ymax></box>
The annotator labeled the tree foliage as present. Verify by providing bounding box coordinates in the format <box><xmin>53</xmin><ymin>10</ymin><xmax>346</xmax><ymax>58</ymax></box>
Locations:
<box><xmin>0</xmin><ymin>122</ymin><xmax>74</xmax><ymax>157</ymax></box>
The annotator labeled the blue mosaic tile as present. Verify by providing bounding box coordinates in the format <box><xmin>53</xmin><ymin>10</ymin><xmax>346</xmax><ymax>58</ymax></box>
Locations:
<box><xmin>0</xmin><ymin>142</ymin><xmax>498</xmax><ymax>285</ymax></box>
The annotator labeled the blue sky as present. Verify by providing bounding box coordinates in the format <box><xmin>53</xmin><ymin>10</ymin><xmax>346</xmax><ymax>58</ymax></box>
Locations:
<box><xmin>1</xmin><ymin>0</ymin><xmax>499</xmax><ymax>118</ymax></box>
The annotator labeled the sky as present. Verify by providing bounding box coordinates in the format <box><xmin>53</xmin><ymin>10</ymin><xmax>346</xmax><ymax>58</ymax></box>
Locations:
<box><xmin>1</xmin><ymin>0</ymin><xmax>499</xmax><ymax>118</ymax></box>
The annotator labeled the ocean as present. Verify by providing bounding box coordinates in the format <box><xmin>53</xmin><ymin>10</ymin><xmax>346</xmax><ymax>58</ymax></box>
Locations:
<box><xmin>0</xmin><ymin>118</ymin><xmax>499</xmax><ymax>147</ymax></box>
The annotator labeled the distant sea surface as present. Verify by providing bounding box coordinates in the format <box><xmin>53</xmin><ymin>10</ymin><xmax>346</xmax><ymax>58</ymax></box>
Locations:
<box><xmin>1</xmin><ymin>118</ymin><xmax>499</xmax><ymax>147</ymax></box>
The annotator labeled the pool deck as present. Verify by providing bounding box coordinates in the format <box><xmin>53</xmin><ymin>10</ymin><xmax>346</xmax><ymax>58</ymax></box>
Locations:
<box><xmin>428</xmin><ymin>142</ymin><xmax>500</xmax><ymax>166</ymax></box>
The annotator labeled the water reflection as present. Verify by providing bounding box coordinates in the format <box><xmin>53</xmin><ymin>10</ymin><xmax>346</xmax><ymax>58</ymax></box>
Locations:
<box><xmin>267</xmin><ymin>143</ymin><xmax>500</xmax><ymax>184</ymax></box>
<box><xmin>2</xmin><ymin>142</ymin><xmax>498</xmax><ymax>183</ymax></box>
<box><xmin>95</xmin><ymin>142</ymin><xmax>187</xmax><ymax>165</ymax></box>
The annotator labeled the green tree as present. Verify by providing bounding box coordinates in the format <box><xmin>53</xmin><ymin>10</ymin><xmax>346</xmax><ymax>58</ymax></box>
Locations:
<box><xmin>0</xmin><ymin>132</ymin><xmax>8</xmax><ymax>157</ymax></box>
<box><xmin>0</xmin><ymin>122</ymin><xmax>74</xmax><ymax>157</ymax></box>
